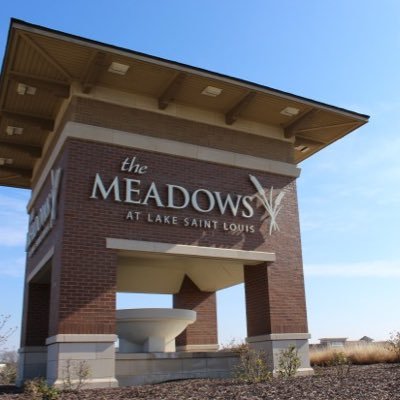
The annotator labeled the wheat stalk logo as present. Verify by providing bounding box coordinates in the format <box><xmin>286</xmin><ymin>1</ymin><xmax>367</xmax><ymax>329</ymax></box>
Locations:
<box><xmin>249</xmin><ymin>174</ymin><xmax>285</xmax><ymax>235</ymax></box>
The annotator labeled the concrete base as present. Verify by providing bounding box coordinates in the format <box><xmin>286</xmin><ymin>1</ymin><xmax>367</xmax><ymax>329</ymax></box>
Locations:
<box><xmin>45</xmin><ymin>334</ymin><xmax>119</xmax><ymax>389</ymax></box>
<box><xmin>246</xmin><ymin>333</ymin><xmax>314</xmax><ymax>376</ymax></box>
<box><xmin>116</xmin><ymin>351</ymin><xmax>239</xmax><ymax>386</ymax></box>
<box><xmin>16</xmin><ymin>346</ymin><xmax>47</xmax><ymax>386</ymax></box>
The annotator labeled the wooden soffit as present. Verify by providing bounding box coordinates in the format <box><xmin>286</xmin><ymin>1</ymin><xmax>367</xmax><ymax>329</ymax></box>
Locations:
<box><xmin>0</xmin><ymin>19</ymin><xmax>369</xmax><ymax>188</ymax></box>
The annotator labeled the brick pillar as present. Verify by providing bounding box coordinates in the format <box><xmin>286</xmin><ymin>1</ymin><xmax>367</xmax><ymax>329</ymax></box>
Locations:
<box><xmin>23</xmin><ymin>283</ymin><xmax>51</xmax><ymax>346</ymax></box>
<box><xmin>173</xmin><ymin>276</ymin><xmax>218</xmax><ymax>351</ymax></box>
<box><xmin>17</xmin><ymin>282</ymin><xmax>51</xmax><ymax>384</ymax></box>
<box><xmin>45</xmin><ymin>245</ymin><xmax>118</xmax><ymax>388</ymax></box>
<box><xmin>244</xmin><ymin>262</ymin><xmax>312</xmax><ymax>375</ymax></box>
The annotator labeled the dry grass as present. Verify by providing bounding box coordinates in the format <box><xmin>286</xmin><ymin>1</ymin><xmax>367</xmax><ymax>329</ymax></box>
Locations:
<box><xmin>310</xmin><ymin>343</ymin><xmax>400</xmax><ymax>366</ymax></box>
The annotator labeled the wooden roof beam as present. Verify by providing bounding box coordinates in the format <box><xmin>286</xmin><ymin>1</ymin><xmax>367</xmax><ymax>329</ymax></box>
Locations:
<box><xmin>294</xmin><ymin>121</ymin><xmax>359</xmax><ymax>134</ymax></box>
<box><xmin>20</xmin><ymin>33</ymin><xmax>72</xmax><ymax>81</ymax></box>
<box><xmin>295</xmin><ymin>136</ymin><xmax>326</xmax><ymax>147</ymax></box>
<box><xmin>225</xmin><ymin>91</ymin><xmax>256</xmax><ymax>125</ymax></box>
<box><xmin>82</xmin><ymin>52</ymin><xmax>107</xmax><ymax>94</ymax></box>
<box><xmin>0</xmin><ymin>166</ymin><xmax>32</xmax><ymax>179</ymax></box>
<box><xmin>2</xmin><ymin>110</ymin><xmax>55</xmax><ymax>131</ymax></box>
<box><xmin>284</xmin><ymin>109</ymin><xmax>319</xmax><ymax>138</ymax></box>
<box><xmin>158</xmin><ymin>72</ymin><xmax>186</xmax><ymax>110</ymax></box>
<box><xmin>0</xmin><ymin>140</ymin><xmax>42</xmax><ymax>158</ymax></box>
<box><xmin>9</xmin><ymin>71</ymin><xmax>70</xmax><ymax>98</ymax></box>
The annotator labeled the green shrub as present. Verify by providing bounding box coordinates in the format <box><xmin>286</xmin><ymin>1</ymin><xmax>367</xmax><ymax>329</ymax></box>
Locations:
<box><xmin>0</xmin><ymin>362</ymin><xmax>17</xmax><ymax>384</ymax></box>
<box><xmin>62</xmin><ymin>359</ymin><xmax>91</xmax><ymax>392</ymax></box>
<box><xmin>277</xmin><ymin>345</ymin><xmax>301</xmax><ymax>378</ymax></box>
<box><xmin>234</xmin><ymin>347</ymin><xmax>271</xmax><ymax>383</ymax></box>
<box><xmin>24</xmin><ymin>378</ymin><xmax>60</xmax><ymax>400</ymax></box>
<box><xmin>329</xmin><ymin>351</ymin><xmax>351</xmax><ymax>379</ymax></box>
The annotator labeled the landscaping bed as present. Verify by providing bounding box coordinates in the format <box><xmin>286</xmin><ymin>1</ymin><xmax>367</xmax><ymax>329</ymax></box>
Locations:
<box><xmin>0</xmin><ymin>363</ymin><xmax>399</xmax><ymax>400</ymax></box>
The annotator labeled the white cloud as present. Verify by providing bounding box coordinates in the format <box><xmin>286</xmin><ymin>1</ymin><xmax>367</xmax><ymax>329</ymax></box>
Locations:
<box><xmin>304</xmin><ymin>260</ymin><xmax>400</xmax><ymax>278</ymax></box>
<box><xmin>0</xmin><ymin>256</ymin><xmax>25</xmax><ymax>278</ymax></box>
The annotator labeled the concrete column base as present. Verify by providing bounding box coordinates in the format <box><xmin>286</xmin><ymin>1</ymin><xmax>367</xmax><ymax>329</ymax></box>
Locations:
<box><xmin>246</xmin><ymin>333</ymin><xmax>314</xmax><ymax>376</ymax></box>
<box><xmin>16</xmin><ymin>346</ymin><xmax>48</xmax><ymax>386</ymax></box>
<box><xmin>46</xmin><ymin>334</ymin><xmax>118</xmax><ymax>389</ymax></box>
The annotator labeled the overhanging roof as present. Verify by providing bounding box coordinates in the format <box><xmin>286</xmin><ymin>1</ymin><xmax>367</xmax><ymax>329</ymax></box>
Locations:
<box><xmin>0</xmin><ymin>19</ymin><xmax>369</xmax><ymax>189</ymax></box>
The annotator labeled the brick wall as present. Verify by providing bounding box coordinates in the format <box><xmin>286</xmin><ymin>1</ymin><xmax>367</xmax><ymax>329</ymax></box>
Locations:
<box><xmin>22</xmin><ymin>117</ymin><xmax>308</xmax><ymax>343</ymax></box>
<box><xmin>70</xmin><ymin>97</ymin><xmax>294</xmax><ymax>163</ymax></box>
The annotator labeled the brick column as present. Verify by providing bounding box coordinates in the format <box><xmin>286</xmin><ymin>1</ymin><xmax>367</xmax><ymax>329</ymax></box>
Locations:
<box><xmin>244</xmin><ymin>261</ymin><xmax>312</xmax><ymax>375</ymax></box>
<box><xmin>17</xmin><ymin>282</ymin><xmax>51</xmax><ymax>384</ymax></box>
<box><xmin>173</xmin><ymin>276</ymin><xmax>218</xmax><ymax>351</ymax></box>
<box><xmin>23</xmin><ymin>283</ymin><xmax>51</xmax><ymax>346</ymax></box>
<box><xmin>41</xmin><ymin>233</ymin><xmax>118</xmax><ymax>388</ymax></box>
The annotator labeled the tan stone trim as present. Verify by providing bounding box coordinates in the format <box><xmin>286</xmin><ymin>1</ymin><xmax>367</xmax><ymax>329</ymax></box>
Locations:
<box><xmin>27</xmin><ymin>247</ymin><xmax>54</xmax><ymax>282</ymax></box>
<box><xmin>28</xmin><ymin>121</ymin><xmax>300</xmax><ymax>211</ymax></box>
<box><xmin>176</xmin><ymin>344</ymin><xmax>219</xmax><ymax>352</ymax></box>
<box><xmin>115</xmin><ymin>351</ymin><xmax>233</xmax><ymax>359</ymax></box>
<box><xmin>106</xmin><ymin>238</ymin><xmax>275</xmax><ymax>264</ymax></box>
<box><xmin>246</xmin><ymin>333</ymin><xmax>311</xmax><ymax>342</ymax></box>
<box><xmin>46</xmin><ymin>334</ymin><xmax>117</xmax><ymax>345</ymax></box>
<box><xmin>292</xmin><ymin>368</ymin><xmax>315</xmax><ymax>377</ymax></box>
<box><xmin>52</xmin><ymin>378</ymin><xmax>118</xmax><ymax>389</ymax></box>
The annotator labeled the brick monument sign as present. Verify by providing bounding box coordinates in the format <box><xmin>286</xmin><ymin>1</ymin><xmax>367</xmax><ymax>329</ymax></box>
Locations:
<box><xmin>0</xmin><ymin>19</ymin><xmax>368</xmax><ymax>387</ymax></box>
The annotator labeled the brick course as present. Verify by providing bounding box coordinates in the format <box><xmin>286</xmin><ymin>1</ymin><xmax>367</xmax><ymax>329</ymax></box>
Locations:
<box><xmin>72</xmin><ymin>97</ymin><xmax>293</xmax><ymax>160</ymax></box>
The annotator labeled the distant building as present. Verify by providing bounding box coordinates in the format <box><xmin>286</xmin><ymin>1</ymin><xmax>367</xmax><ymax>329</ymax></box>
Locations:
<box><xmin>319</xmin><ymin>338</ymin><xmax>348</xmax><ymax>348</ymax></box>
<box><xmin>310</xmin><ymin>336</ymin><xmax>376</xmax><ymax>350</ymax></box>
<box><xmin>359</xmin><ymin>336</ymin><xmax>374</xmax><ymax>343</ymax></box>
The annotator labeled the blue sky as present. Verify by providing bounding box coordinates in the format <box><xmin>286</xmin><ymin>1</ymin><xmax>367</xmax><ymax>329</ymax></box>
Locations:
<box><xmin>1</xmin><ymin>0</ymin><xmax>399</xmax><ymax>349</ymax></box>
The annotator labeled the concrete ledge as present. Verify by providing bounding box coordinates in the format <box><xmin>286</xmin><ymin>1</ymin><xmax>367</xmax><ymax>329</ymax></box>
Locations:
<box><xmin>117</xmin><ymin>371</ymin><xmax>229</xmax><ymax>386</ymax></box>
<box><xmin>291</xmin><ymin>367</ymin><xmax>314</xmax><ymax>377</ymax></box>
<box><xmin>46</xmin><ymin>334</ymin><xmax>117</xmax><ymax>345</ymax></box>
<box><xmin>116</xmin><ymin>351</ymin><xmax>239</xmax><ymax>386</ymax></box>
<box><xmin>176</xmin><ymin>344</ymin><xmax>219</xmax><ymax>352</ymax></box>
<box><xmin>247</xmin><ymin>333</ymin><xmax>311</xmax><ymax>342</ymax></box>
<box><xmin>106</xmin><ymin>238</ymin><xmax>275</xmax><ymax>264</ymax></box>
<box><xmin>116</xmin><ymin>351</ymin><xmax>236</xmax><ymax>360</ymax></box>
<box><xmin>52</xmin><ymin>377</ymin><xmax>118</xmax><ymax>389</ymax></box>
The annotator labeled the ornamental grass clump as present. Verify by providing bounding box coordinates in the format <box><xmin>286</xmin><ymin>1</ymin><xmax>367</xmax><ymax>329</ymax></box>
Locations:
<box><xmin>310</xmin><ymin>343</ymin><xmax>398</xmax><ymax>366</ymax></box>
